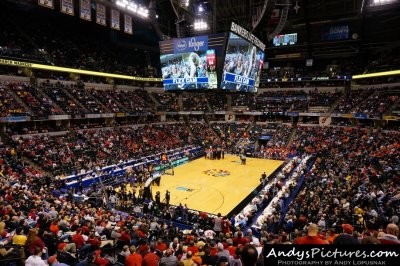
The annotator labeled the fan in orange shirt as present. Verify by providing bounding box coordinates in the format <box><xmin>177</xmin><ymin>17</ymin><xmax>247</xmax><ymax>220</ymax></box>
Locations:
<box><xmin>294</xmin><ymin>224</ymin><xmax>328</xmax><ymax>245</ymax></box>
<box><xmin>326</xmin><ymin>228</ymin><xmax>338</xmax><ymax>244</ymax></box>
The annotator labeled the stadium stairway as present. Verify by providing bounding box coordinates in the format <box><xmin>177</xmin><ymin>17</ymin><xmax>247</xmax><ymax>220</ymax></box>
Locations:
<box><xmin>328</xmin><ymin>96</ymin><xmax>343</xmax><ymax>113</ymax></box>
<box><xmin>350</xmin><ymin>90</ymin><xmax>380</xmax><ymax>113</ymax></box>
<box><xmin>6</xmin><ymin>85</ymin><xmax>33</xmax><ymax>115</ymax></box>
<box><xmin>184</xmin><ymin>118</ymin><xmax>204</xmax><ymax>145</ymax></box>
<box><xmin>286</xmin><ymin>126</ymin><xmax>297</xmax><ymax>147</ymax></box>
<box><xmin>209</xmin><ymin>124</ymin><xmax>222</xmax><ymax>140</ymax></box>
<box><xmin>92</xmin><ymin>93</ymin><xmax>112</xmax><ymax>113</ymax></box>
<box><xmin>148</xmin><ymin>93</ymin><xmax>161</xmax><ymax>110</ymax></box>
<box><xmin>36</xmin><ymin>87</ymin><xmax>64</xmax><ymax>114</ymax></box>
<box><xmin>383</xmin><ymin>90</ymin><xmax>400</xmax><ymax>116</ymax></box>
<box><xmin>205</xmin><ymin>99</ymin><xmax>213</xmax><ymax>112</ymax></box>
<box><xmin>62</xmin><ymin>87</ymin><xmax>90</xmax><ymax>113</ymax></box>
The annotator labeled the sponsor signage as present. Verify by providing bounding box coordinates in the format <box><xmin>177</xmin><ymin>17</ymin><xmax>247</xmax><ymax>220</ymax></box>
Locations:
<box><xmin>0</xmin><ymin>116</ymin><xmax>30</xmax><ymax>122</ymax></box>
<box><xmin>230</xmin><ymin>22</ymin><xmax>265</xmax><ymax>50</ymax></box>
<box><xmin>353</xmin><ymin>113</ymin><xmax>369</xmax><ymax>119</ymax></box>
<box><xmin>173</xmin><ymin>36</ymin><xmax>208</xmax><ymax>53</ymax></box>
<box><xmin>321</xmin><ymin>24</ymin><xmax>350</xmax><ymax>41</ymax></box>
<box><xmin>286</xmin><ymin>112</ymin><xmax>299</xmax><ymax>117</ymax></box>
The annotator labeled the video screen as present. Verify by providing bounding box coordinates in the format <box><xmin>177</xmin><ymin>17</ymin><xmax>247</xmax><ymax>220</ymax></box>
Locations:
<box><xmin>221</xmin><ymin>33</ymin><xmax>265</xmax><ymax>93</ymax></box>
<box><xmin>160</xmin><ymin>50</ymin><xmax>217</xmax><ymax>91</ymax></box>
<box><xmin>273</xmin><ymin>33</ymin><xmax>297</xmax><ymax>46</ymax></box>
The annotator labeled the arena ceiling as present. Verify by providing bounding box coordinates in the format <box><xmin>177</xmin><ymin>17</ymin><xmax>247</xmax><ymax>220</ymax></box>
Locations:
<box><xmin>5</xmin><ymin>0</ymin><xmax>400</xmax><ymax>60</ymax></box>
<box><xmin>161</xmin><ymin>0</ymin><xmax>400</xmax><ymax>60</ymax></box>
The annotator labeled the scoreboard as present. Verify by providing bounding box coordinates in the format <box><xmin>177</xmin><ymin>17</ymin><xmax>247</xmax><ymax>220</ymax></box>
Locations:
<box><xmin>273</xmin><ymin>33</ymin><xmax>298</xmax><ymax>47</ymax></box>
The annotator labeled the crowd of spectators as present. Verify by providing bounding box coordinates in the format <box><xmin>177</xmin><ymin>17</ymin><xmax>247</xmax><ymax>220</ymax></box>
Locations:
<box><xmin>67</xmin><ymin>87</ymin><xmax>108</xmax><ymax>114</ymax></box>
<box><xmin>11</xmin><ymin>83</ymin><xmax>64</xmax><ymax>118</ymax></box>
<box><xmin>335</xmin><ymin>88</ymin><xmax>376</xmax><ymax>114</ymax></box>
<box><xmin>152</xmin><ymin>93</ymin><xmax>179</xmax><ymax>112</ymax></box>
<box><xmin>275</xmin><ymin>126</ymin><xmax>399</xmax><ymax>242</ymax></box>
<box><xmin>253</xmin><ymin>125</ymin><xmax>294</xmax><ymax>160</ymax></box>
<box><xmin>15</xmin><ymin>124</ymin><xmax>191</xmax><ymax>176</ymax></box>
<box><xmin>308</xmin><ymin>91</ymin><xmax>342</xmax><ymax>107</ymax></box>
<box><xmin>352</xmin><ymin>92</ymin><xmax>398</xmax><ymax>117</ymax></box>
<box><xmin>0</xmin><ymin>6</ymin><xmax>157</xmax><ymax>77</ymax></box>
<box><xmin>106</xmin><ymin>90</ymin><xmax>153</xmax><ymax>114</ymax></box>
<box><xmin>0</xmin><ymin>137</ymin><xmax>268</xmax><ymax>265</ymax></box>
<box><xmin>334</xmin><ymin>87</ymin><xmax>400</xmax><ymax>117</ymax></box>
<box><xmin>42</xmin><ymin>86</ymin><xmax>87</xmax><ymax>115</ymax></box>
<box><xmin>0</xmin><ymin>84</ymin><xmax>27</xmax><ymax>117</ymax></box>
<box><xmin>255</xmin><ymin>91</ymin><xmax>308</xmax><ymax>112</ymax></box>
<box><xmin>0</xmin><ymin>119</ymin><xmax>399</xmax><ymax>266</ymax></box>
<box><xmin>189</xmin><ymin>123</ymin><xmax>220</xmax><ymax>146</ymax></box>
<box><xmin>1</xmin><ymin>3</ymin><xmax>400</xmax><ymax>264</ymax></box>
<box><xmin>252</xmin><ymin>155</ymin><xmax>312</xmax><ymax>232</ymax></box>
<box><xmin>232</xmin><ymin>94</ymin><xmax>257</xmax><ymax>110</ymax></box>
<box><xmin>234</xmin><ymin>156</ymin><xmax>303</xmax><ymax>229</ymax></box>
<box><xmin>207</xmin><ymin>94</ymin><xmax>227</xmax><ymax>111</ymax></box>
<box><xmin>1</xmin><ymin>82</ymin><xmax>400</xmax><ymax>120</ymax></box>
<box><xmin>182</xmin><ymin>93</ymin><xmax>209</xmax><ymax>112</ymax></box>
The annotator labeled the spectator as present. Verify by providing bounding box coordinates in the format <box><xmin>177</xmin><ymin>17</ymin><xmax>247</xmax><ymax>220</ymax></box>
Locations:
<box><xmin>125</xmin><ymin>246</ymin><xmax>143</xmax><ymax>266</ymax></box>
<box><xmin>294</xmin><ymin>224</ymin><xmax>328</xmax><ymax>244</ymax></box>
<box><xmin>378</xmin><ymin>224</ymin><xmax>400</xmax><ymax>244</ymax></box>
<box><xmin>160</xmin><ymin>248</ymin><xmax>178</xmax><ymax>266</ymax></box>
<box><xmin>25</xmin><ymin>247</ymin><xmax>47</xmax><ymax>266</ymax></box>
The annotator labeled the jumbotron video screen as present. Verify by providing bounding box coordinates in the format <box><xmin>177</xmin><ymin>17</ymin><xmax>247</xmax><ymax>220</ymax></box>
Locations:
<box><xmin>160</xmin><ymin>49</ymin><xmax>217</xmax><ymax>91</ymax></box>
<box><xmin>221</xmin><ymin>32</ymin><xmax>265</xmax><ymax>93</ymax></box>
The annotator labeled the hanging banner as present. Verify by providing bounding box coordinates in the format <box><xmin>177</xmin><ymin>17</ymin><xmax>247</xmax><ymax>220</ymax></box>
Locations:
<box><xmin>61</xmin><ymin>0</ymin><xmax>74</xmax><ymax>16</ymax></box>
<box><xmin>124</xmin><ymin>14</ymin><xmax>133</xmax><ymax>34</ymax></box>
<box><xmin>96</xmin><ymin>3</ymin><xmax>106</xmax><ymax>26</ymax></box>
<box><xmin>38</xmin><ymin>0</ymin><xmax>54</xmax><ymax>9</ymax></box>
<box><xmin>319</xmin><ymin>116</ymin><xmax>332</xmax><ymax>127</ymax></box>
<box><xmin>80</xmin><ymin>0</ymin><xmax>91</xmax><ymax>21</ymax></box>
<box><xmin>111</xmin><ymin>9</ymin><xmax>120</xmax><ymax>30</ymax></box>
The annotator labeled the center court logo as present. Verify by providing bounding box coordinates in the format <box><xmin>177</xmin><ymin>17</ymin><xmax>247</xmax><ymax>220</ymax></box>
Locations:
<box><xmin>203</xmin><ymin>169</ymin><xmax>230</xmax><ymax>177</ymax></box>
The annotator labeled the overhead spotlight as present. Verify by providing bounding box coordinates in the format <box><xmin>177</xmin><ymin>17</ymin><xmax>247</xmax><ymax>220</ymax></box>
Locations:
<box><xmin>194</xmin><ymin>19</ymin><xmax>208</xmax><ymax>31</ymax></box>
<box><xmin>198</xmin><ymin>4</ymin><xmax>204</xmax><ymax>13</ymax></box>
<box><xmin>115</xmin><ymin>0</ymin><xmax>149</xmax><ymax>18</ymax></box>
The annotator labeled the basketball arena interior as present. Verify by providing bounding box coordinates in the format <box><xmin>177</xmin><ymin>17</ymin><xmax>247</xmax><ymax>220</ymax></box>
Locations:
<box><xmin>0</xmin><ymin>0</ymin><xmax>400</xmax><ymax>265</ymax></box>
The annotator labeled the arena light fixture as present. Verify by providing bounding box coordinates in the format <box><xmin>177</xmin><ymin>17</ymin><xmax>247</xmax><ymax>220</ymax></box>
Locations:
<box><xmin>352</xmin><ymin>69</ymin><xmax>400</xmax><ymax>79</ymax></box>
<box><xmin>198</xmin><ymin>4</ymin><xmax>204</xmax><ymax>13</ymax></box>
<box><xmin>115</xmin><ymin>0</ymin><xmax>149</xmax><ymax>18</ymax></box>
<box><xmin>194</xmin><ymin>19</ymin><xmax>208</xmax><ymax>31</ymax></box>
<box><xmin>372</xmin><ymin>0</ymin><xmax>395</xmax><ymax>5</ymax></box>
<box><xmin>0</xmin><ymin>58</ymin><xmax>162</xmax><ymax>82</ymax></box>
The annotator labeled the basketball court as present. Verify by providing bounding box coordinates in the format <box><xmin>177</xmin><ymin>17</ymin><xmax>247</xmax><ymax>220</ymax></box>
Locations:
<box><xmin>149</xmin><ymin>155</ymin><xmax>283</xmax><ymax>216</ymax></box>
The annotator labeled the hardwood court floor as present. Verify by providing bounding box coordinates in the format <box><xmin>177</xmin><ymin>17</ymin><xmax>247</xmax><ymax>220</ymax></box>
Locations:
<box><xmin>150</xmin><ymin>155</ymin><xmax>283</xmax><ymax>216</ymax></box>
